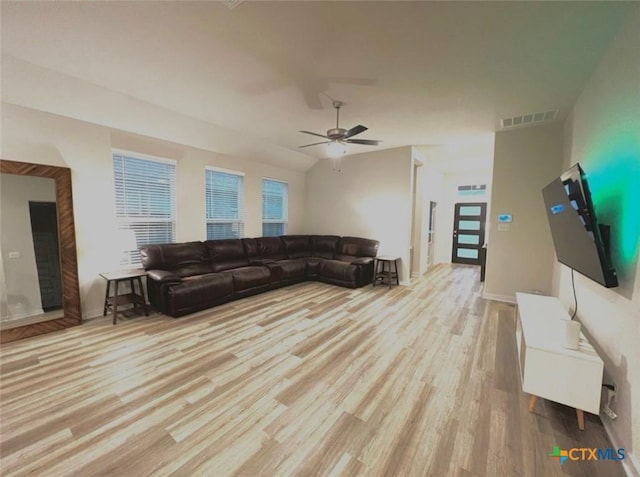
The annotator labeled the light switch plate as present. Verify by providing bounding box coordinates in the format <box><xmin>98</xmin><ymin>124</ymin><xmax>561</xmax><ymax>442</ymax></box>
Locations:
<box><xmin>8</xmin><ymin>251</ymin><xmax>21</xmax><ymax>259</ymax></box>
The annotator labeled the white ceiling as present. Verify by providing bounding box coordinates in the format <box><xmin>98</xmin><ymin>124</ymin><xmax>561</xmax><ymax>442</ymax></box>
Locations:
<box><xmin>0</xmin><ymin>1</ymin><xmax>633</xmax><ymax>172</ymax></box>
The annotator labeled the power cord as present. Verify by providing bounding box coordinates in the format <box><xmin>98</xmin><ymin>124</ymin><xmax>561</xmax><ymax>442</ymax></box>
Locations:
<box><xmin>570</xmin><ymin>268</ymin><xmax>578</xmax><ymax>320</ymax></box>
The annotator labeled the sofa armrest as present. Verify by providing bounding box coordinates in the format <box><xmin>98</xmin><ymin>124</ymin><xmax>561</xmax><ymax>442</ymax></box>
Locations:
<box><xmin>147</xmin><ymin>269</ymin><xmax>182</xmax><ymax>285</ymax></box>
<box><xmin>352</xmin><ymin>257</ymin><xmax>374</xmax><ymax>266</ymax></box>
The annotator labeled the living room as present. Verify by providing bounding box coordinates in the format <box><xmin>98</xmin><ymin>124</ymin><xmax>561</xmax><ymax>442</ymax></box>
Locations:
<box><xmin>1</xmin><ymin>2</ymin><xmax>638</xmax><ymax>476</ymax></box>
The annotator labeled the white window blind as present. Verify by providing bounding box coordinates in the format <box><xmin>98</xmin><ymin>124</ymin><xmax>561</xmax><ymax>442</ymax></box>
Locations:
<box><xmin>206</xmin><ymin>169</ymin><xmax>244</xmax><ymax>240</ymax></box>
<box><xmin>262</xmin><ymin>178</ymin><xmax>288</xmax><ymax>237</ymax></box>
<box><xmin>113</xmin><ymin>152</ymin><xmax>176</xmax><ymax>265</ymax></box>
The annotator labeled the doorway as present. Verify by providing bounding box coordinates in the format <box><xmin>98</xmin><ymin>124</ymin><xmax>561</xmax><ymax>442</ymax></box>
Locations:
<box><xmin>29</xmin><ymin>201</ymin><xmax>63</xmax><ymax>311</ymax></box>
<box><xmin>451</xmin><ymin>202</ymin><xmax>486</xmax><ymax>266</ymax></box>
<box><xmin>427</xmin><ymin>201</ymin><xmax>437</xmax><ymax>267</ymax></box>
<box><xmin>410</xmin><ymin>160</ymin><xmax>423</xmax><ymax>278</ymax></box>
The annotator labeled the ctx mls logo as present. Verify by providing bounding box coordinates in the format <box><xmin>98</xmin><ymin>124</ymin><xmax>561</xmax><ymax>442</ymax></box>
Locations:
<box><xmin>550</xmin><ymin>446</ymin><xmax>625</xmax><ymax>465</ymax></box>
<box><xmin>550</xmin><ymin>446</ymin><xmax>569</xmax><ymax>464</ymax></box>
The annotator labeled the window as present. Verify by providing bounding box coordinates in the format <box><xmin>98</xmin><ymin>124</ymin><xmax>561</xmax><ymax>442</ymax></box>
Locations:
<box><xmin>457</xmin><ymin>184</ymin><xmax>487</xmax><ymax>197</ymax></box>
<box><xmin>113</xmin><ymin>151</ymin><xmax>176</xmax><ymax>265</ymax></box>
<box><xmin>205</xmin><ymin>168</ymin><xmax>244</xmax><ymax>240</ymax></box>
<box><xmin>262</xmin><ymin>178</ymin><xmax>288</xmax><ymax>237</ymax></box>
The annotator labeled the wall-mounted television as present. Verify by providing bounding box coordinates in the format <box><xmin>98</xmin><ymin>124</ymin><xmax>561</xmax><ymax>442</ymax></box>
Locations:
<box><xmin>542</xmin><ymin>163</ymin><xmax>618</xmax><ymax>288</ymax></box>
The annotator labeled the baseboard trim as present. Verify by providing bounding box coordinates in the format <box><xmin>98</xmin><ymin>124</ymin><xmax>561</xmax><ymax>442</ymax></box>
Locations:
<box><xmin>84</xmin><ymin>307</ymin><xmax>105</xmax><ymax>321</ymax></box>
<box><xmin>602</xmin><ymin>419</ymin><xmax>639</xmax><ymax>477</ymax></box>
<box><xmin>3</xmin><ymin>306</ymin><xmax>44</xmax><ymax>320</ymax></box>
<box><xmin>482</xmin><ymin>292</ymin><xmax>516</xmax><ymax>304</ymax></box>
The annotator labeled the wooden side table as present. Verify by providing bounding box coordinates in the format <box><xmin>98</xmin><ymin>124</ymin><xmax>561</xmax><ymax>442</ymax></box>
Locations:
<box><xmin>373</xmin><ymin>256</ymin><xmax>400</xmax><ymax>289</ymax></box>
<box><xmin>99</xmin><ymin>269</ymin><xmax>149</xmax><ymax>325</ymax></box>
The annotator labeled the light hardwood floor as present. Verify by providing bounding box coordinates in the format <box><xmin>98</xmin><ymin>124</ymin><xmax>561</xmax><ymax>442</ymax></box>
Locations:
<box><xmin>0</xmin><ymin>265</ymin><xmax>624</xmax><ymax>476</ymax></box>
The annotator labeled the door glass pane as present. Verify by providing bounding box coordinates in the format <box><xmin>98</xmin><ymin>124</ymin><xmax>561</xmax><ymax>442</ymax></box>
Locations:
<box><xmin>459</xmin><ymin>205</ymin><xmax>482</xmax><ymax>216</ymax></box>
<box><xmin>456</xmin><ymin>248</ymin><xmax>479</xmax><ymax>259</ymax></box>
<box><xmin>458</xmin><ymin>220</ymin><xmax>480</xmax><ymax>230</ymax></box>
<box><xmin>458</xmin><ymin>234</ymin><xmax>480</xmax><ymax>245</ymax></box>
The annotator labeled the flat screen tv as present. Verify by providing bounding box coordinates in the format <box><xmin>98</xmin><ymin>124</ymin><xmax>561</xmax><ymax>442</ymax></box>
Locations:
<box><xmin>542</xmin><ymin>163</ymin><xmax>618</xmax><ymax>288</ymax></box>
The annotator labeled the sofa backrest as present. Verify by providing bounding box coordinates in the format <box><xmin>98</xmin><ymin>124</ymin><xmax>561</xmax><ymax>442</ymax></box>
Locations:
<box><xmin>311</xmin><ymin>235</ymin><xmax>340</xmax><ymax>259</ymax></box>
<box><xmin>335</xmin><ymin>236</ymin><xmax>380</xmax><ymax>261</ymax></box>
<box><xmin>281</xmin><ymin>235</ymin><xmax>311</xmax><ymax>259</ymax></box>
<box><xmin>140</xmin><ymin>242</ymin><xmax>211</xmax><ymax>277</ymax></box>
<box><xmin>241</xmin><ymin>238</ymin><xmax>259</xmax><ymax>259</ymax></box>
<box><xmin>205</xmin><ymin>239</ymin><xmax>249</xmax><ymax>272</ymax></box>
<box><xmin>255</xmin><ymin>237</ymin><xmax>286</xmax><ymax>260</ymax></box>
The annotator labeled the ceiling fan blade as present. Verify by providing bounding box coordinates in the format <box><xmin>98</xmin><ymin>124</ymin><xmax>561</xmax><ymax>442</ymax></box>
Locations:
<box><xmin>346</xmin><ymin>139</ymin><xmax>381</xmax><ymax>146</ymax></box>
<box><xmin>299</xmin><ymin>130</ymin><xmax>329</xmax><ymax>139</ymax></box>
<box><xmin>344</xmin><ymin>125</ymin><xmax>368</xmax><ymax>138</ymax></box>
<box><xmin>298</xmin><ymin>141</ymin><xmax>330</xmax><ymax>148</ymax></box>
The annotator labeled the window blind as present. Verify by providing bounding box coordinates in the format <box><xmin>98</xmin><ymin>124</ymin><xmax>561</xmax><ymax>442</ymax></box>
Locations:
<box><xmin>113</xmin><ymin>152</ymin><xmax>177</xmax><ymax>265</ymax></box>
<box><xmin>262</xmin><ymin>178</ymin><xmax>288</xmax><ymax>237</ymax></box>
<box><xmin>206</xmin><ymin>169</ymin><xmax>244</xmax><ymax>240</ymax></box>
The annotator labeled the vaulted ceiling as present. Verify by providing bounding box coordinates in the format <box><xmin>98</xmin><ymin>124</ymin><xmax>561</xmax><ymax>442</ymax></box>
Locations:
<box><xmin>1</xmin><ymin>1</ymin><xmax>633</xmax><ymax>171</ymax></box>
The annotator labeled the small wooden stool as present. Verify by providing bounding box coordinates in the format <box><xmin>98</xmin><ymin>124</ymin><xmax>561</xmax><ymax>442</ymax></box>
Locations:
<box><xmin>99</xmin><ymin>269</ymin><xmax>149</xmax><ymax>325</ymax></box>
<box><xmin>373</xmin><ymin>256</ymin><xmax>400</xmax><ymax>289</ymax></box>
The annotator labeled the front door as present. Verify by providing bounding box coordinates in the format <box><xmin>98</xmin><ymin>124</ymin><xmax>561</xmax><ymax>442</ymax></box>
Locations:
<box><xmin>451</xmin><ymin>202</ymin><xmax>486</xmax><ymax>265</ymax></box>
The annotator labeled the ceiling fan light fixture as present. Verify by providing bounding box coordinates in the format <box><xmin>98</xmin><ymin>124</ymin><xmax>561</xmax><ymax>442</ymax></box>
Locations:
<box><xmin>327</xmin><ymin>140</ymin><xmax>347</xmax><ymax>158</ymax></box>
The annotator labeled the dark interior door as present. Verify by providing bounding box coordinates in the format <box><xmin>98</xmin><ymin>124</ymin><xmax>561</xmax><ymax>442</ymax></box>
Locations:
<box><xmin>29</xmin><ymin>201</ymin><xmax>63</xmax><ymax>311</ymax></box>
<box><xmin>452</xmin><ymin>202</ymin><xmax>487</xmax><ymax>265</ymax></box>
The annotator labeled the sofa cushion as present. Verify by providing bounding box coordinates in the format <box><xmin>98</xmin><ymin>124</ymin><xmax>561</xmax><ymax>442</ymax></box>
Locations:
<box><xmin>140</xmin><ymin>242</ymin><xmax>212</xmax><ymax>277</ymax></box>
<box><xmin>230</xmin><ymin>266</ymin><xmax>271</xmax><ymax>291</ymax></box>
<box><xmin>265</xmin><ymin>258</ymin><xmax>307</xmax><ymax>283</ymax></box>
<box><xmin>311</xmin><ymin>235</ymin><xmax>340</xmax><ymax>259</ymax></box>
<box><xmin>168</xmin><ymin>272</ymin><xmax>234</xmax><ymax>310</ymax></box>
<box><xmin>205</xmin><ymin>239</ymin><xmax>249</xmax><ymax>273</ymax></box>
<box><xmin>337</xmin><ymin>236</ymin><xmax>380</xmax><ymax>258</ymax></box>
<box><xmin>319</xmin><ymin>259</ymin><xmax>357</xmax><ymax>282</ymax></box>
<box><xmin>281</xmin><ymin>235</ymin><xmax>312</xmax><ymax>259</ymax></box>
<box><xmin>255</xmin><ymin>237</ymin><xmax>286</xmax><ymax>261</ymax></box>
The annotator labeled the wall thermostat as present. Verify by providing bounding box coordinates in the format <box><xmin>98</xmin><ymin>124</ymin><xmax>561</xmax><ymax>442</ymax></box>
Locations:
<box><xmin>498</xmin><ymin>214</ymin><xmax>513</xmax><ymax>223</ymax></box>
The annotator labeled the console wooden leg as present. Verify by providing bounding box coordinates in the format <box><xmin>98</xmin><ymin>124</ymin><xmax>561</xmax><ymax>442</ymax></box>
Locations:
<box><xmin>576</xmin><ymin>409</ymin><xmax>585</xmax><ymax>430</ymax></box>
<box><xmin>528</xmin><ymin>395</ymin><xmax>537</xmax><ymax>413</ymax></box>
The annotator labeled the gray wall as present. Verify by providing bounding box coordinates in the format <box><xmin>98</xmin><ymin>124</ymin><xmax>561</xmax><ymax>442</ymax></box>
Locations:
<box><xmin>484</xmin><ymin>123</ymin><xmax>564</xmax><ymax>302</ymax></box>
<box><xmin>556</xmin><ymin>6</ymin><xmax>640</xmax><ymax>473</ymax></box>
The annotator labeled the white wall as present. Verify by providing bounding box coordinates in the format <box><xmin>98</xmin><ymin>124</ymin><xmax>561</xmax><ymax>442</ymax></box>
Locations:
<box><xmin>419</xmin><ymin>155</ymin><xmax>444</xmax><ymax>273</ymax></box>
<box><xmin>0</xmin><ymin>174</ymin><xmax>56</xmax><ymax>320</ymax></box>
<box><xmin>556</xmin><ymin>7</ymin><xmax>640</xmax><ymax>474</ymax></box>
<box><xmin>410</xmin><ymin>153</ymin><xmax>424</xmax><ymax>277</ymax></box>
<box><xmin>304</xmin><ymin>147</ymin><xmax>413</xmax><ymax>283</ymax></box>
<box><xmin>484</xmin><ymin>123</ymin><xmax>564</xmax><ymax>302</ymax></box>
<box><xmin>1</xmin><ymin>103</ymin><xmax>306</xmax><ymax>319</ymax></box>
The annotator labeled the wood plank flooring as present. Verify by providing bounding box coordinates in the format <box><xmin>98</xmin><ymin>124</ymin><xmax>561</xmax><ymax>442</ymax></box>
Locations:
<box><xmin>0</xmin><ymin>265</ymin><xmax>624</xmax><ymax>476</ymax></box>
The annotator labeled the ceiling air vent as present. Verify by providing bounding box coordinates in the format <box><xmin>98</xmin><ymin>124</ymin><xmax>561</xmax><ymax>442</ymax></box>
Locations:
<box><xmin>500</xmin><ymin>109</ymin><xmax>559</xmax><ymax>129</ymax></box>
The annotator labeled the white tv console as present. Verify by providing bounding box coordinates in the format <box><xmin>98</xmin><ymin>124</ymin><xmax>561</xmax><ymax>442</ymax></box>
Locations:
<box><xmin>515</xmin><ymin>292</ymin><xmax>604</xmax><ymax>430</ymax></box>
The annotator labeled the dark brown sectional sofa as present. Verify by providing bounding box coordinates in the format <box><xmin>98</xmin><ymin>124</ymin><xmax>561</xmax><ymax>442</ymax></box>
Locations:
<box><xmin>140</xmin><ymin>235</ymin><xmax>379</xmax><ymax>317</ymax></box>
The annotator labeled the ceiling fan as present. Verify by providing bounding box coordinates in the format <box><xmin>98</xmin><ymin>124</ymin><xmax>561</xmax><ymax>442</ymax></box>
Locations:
<box><xmin>298</xmin><ymin>101</ymin><xmax>381</xmax><ymax>152</ymax></box>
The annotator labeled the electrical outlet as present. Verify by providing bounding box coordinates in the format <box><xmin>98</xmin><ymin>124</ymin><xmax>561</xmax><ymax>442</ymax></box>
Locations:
<box><xmin>8</xmin><ymin>251</ymin><xmax>20</xmax><ymax>259</ymax></box>
<box><xmin>604</xmin><ymin>407</ymin><xmax>618</xmax><ymax>420</ymax></box>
